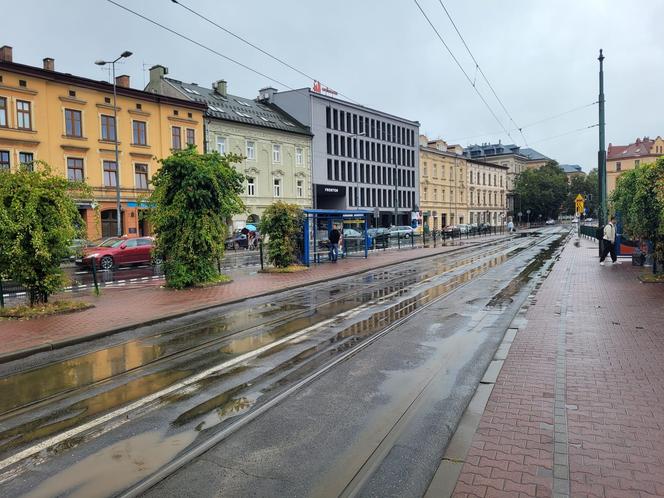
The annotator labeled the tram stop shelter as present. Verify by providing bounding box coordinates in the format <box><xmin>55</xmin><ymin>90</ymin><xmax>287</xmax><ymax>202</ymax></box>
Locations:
<box><xmin>302</xmin><ymin>209</ymin><xmax>373</xmax><ymax>266</ymax></box>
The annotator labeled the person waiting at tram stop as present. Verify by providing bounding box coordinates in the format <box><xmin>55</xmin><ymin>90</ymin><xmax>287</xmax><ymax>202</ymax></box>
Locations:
<box><xmin>328</xmin><ymin>225</ymin><xmax>341</xmax><ymax>262</ymax></box>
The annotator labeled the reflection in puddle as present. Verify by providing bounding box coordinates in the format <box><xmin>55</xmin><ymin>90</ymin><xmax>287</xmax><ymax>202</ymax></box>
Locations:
<box><xmin>21</xmin><ymin>430</ymin><xmax>197</xmax><ymax>498</ymax></box>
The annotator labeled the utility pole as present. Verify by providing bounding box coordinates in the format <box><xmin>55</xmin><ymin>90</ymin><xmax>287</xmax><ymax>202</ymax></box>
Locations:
<box><xmin>598</xmin><ymin>49</ymin><xmax>607</xmax><ymax>231</ymax></box>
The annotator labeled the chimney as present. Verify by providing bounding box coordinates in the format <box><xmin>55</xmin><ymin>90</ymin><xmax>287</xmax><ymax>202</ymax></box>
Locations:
<box><xmin>257</xmin><ymin>86</ymin><xmax>278</xmax><ymax>103</ymax></box>
<box><xmin>0</xmin><ymin>45</ymin><xmax>12</xmax><ymax>62</ymax></box>
<box><xmin>149</xmin><ymin>64</ymin><xmax>168</xmax><ymax>86</ymax></box>
<box><xmin>115</xmin><ymin>74</ymin><xmax>130</xmax><ymax>88</ymax></box>
<box><xmin>43</xmin><ymin>57</ymin><xmax>54</xmax><ymax>71</ymax></box>
<box><xmin>212</xmin><ymin>79</ymin><xmax>227</xmax><ymax>97</ymax></box>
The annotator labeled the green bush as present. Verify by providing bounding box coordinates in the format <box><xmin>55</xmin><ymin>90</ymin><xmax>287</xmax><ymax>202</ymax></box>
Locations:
<box><xmin>0</xmin><ymin>164</ymin><xmax>88</xmax><ymax>305</ymax></box>
<box><xmin>260</xmin><ymin>202</ymin><xmax>304</xmax><ymax>268</ymax></box>
<box><xmin>149</xmin><ymin>147</ymin><xmax>245</xmax><ymax>288</ymax></box>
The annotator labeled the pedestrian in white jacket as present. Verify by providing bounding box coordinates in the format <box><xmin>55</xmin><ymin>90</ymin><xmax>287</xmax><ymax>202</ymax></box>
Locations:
<box><xmin>600</xmin><ymin>216</ymin><xmax>620</xmax><ymax>265</ymax></box>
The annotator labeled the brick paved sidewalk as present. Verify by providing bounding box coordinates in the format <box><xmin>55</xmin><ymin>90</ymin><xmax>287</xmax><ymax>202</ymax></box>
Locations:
<box><xmin>0</xmin><ymin>235</ymin><xmax>504</xmax><ymax>361</ymax></box>
<box><xmin>452</xmin><ymin>236</ymin><xmax>664</xmax><ymax>497</ymax></box>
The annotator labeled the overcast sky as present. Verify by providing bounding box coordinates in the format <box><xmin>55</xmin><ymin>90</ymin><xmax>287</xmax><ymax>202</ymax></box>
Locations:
<box><xmin>4</xmin><ymin>0</ymin><xmax>663</xmax><ymax>170</ymax></box>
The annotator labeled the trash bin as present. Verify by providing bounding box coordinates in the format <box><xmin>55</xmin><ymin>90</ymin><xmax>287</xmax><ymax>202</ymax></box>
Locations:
<box><xmin>632</xmin><ymin>248</ymin><xmax>645</xmax><ymax>266</ymax></box>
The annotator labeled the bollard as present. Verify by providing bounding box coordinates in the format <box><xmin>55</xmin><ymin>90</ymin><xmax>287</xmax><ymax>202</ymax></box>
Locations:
<box><xmin>217</xmin><ymin>256</ymin><xmax>221</xmax><ymax>274</ymax></box>
<box><xmin>259</xmin><ymin>240</ymin><xmax>264</xmax><ymax>270</ymax></box>
<box><xmin>411</xmin><ymin>233</ymin><xmax>414</xmax><ymax>248</ymax></box>
<box><xmin>0</xmin><ymin>276</ymin><xmax>4</xmax><ymax>309</ymax></box>
<box><xmin>423</xmin><ymin>229</ymin><xmax>426</xmax><ymax>247</ymax></box>
<box><xmin>398</xmin><ymin>233</ymin><xmax>401</xmax><ymax>249</ymax></box>
<box><xmin>91</xmin><ymin>258</ymin><xmax>100</xmax><ymax>296</ymax></box>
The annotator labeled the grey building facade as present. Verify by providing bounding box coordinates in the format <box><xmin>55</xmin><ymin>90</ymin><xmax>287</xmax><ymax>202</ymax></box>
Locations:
<box><xmin>263</xmin><ymin>87</ymin><xmax>420</xmax><ymax>227</ymax></box>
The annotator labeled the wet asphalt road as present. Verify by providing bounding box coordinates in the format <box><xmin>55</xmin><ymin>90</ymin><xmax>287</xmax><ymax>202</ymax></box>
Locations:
<box><xmin>0</xmin><ymin>228</ymin><xmax>567</xmax><ymax>498</ymax></box>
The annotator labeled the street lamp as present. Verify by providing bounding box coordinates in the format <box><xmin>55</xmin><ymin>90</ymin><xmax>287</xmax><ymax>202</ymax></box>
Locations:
<box><xmin>95</xmin><ymin>50</ymin><xmax>132</xmax><ymax>236</ymax></box>
<box><xmin>526</xmin><ymin>209</ymin><xmax>531</xmax><ymax>228</ymax></box>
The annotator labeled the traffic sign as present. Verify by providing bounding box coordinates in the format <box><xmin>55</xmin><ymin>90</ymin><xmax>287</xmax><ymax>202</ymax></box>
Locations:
<box><xmin>575</xmin><ymin>194</ymin><xmax>584</xmax><ymax>215</ymax></box>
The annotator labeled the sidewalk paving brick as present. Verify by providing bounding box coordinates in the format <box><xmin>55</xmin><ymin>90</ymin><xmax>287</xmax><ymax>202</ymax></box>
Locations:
<box><xmin>453</xmin><ymin>236</ymin><xmax>664</xmax><ymax>498</ymax></box>
<box><xmin>0</xmin><ymin>236</ymin><xmax>504</xmax><ymax>360</ymax></box>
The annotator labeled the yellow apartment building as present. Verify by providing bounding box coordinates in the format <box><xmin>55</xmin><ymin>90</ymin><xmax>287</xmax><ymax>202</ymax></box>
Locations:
<box><xmin>467</xmin><ymin>158</ymin><xmax>508</xmax><ymax>226</ymax></box>
<box><xmin>0</xmin><ymin>45</ymin><xmax>206</xmax><ymax>239</ymax></box>
<box><xmin>607</xmin><ymin>136</ymin><xmax>664</xmax><ymax>194</ymax></box>
<box><xmin>419</xmin><ymin>135</ymin><xmax>468</xmax><ymax>229</ymax></box>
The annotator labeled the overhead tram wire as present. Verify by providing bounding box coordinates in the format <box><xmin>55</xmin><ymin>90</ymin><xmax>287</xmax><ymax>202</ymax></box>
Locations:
<box><xmin>447</xmin><ymin>101</ymin><xmax>599</xmax><ymax>143</ymax></box>
<box><xmin>106</xmin><ymin>0</ymin><xmax>308</xmax><ymax>97</ymax></box>
<box><xmin>170</xmin><ymin>0</ymin><xmax>359</xmax><ymax>105</ymax></box>
<box><xmin>412</xmin><ymin>0</ymin><xmax>515</xmax><ymax>146</ymax></box>
<box><xmin>529</xmin><ymin>123</ymin><xmax>598</xmax><ymax>145</ymax></box>
<box><xmin>436</xmin><ymin>0</ymin><xmax>529</xmax><ymax>146</ymax></box>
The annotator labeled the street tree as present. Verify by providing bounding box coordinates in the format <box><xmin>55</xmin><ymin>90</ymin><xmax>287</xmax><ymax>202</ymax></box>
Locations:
<box><xmin>0</xmin><ymin>163</ymin><xmax>87</xmax><ymax>305</ymax></box>
<box><xmin>149</xmin><ymin>147</ymin><xmax>245</xmax><ymax>289</ymax></box>
<box><xmin>514</xmin><ymin>161</ymin><xmax>568</xmax><ymax>220</ymax></box>
<box><xmin>259</xmin><ymin>202</ymin><xmax>305</xmax><ymax>268</ymax></box>
<box><xmin>611</xmin><ymin>157</ymin><xmax>664</xmax><ymax>265</ymax></box>
<box><xmin>564</xmin><ymin>168</ymin><xmax>598</xmax><ymax>216</ymax></box>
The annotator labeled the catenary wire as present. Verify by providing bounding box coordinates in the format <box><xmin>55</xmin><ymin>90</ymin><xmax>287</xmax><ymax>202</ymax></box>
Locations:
<box><xmin>412</xmin><ymin>0</ymin><xmax>516</xmax><ymax>145</ymax></box>
<box><xmin>528</xmin><ymin>124</ymin><xmax>598</xmax><ymax>145</ymax></box>
<box><xmin>106</xmin><ymin>0</ymin><xmax>309</xmax><ymax>96</ymax></box>
<box><xmin>436</xmin><ymin>0</ymin><xmax>529</xmax><ymax>146</ymax></box>
<box><xmin>170</xmin><ymin>0</ymin><xmax>359</xmax><ymax>104</ymax></box>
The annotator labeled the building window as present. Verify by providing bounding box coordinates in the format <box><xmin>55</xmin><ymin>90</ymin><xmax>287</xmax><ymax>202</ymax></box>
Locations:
<box><xmin>101</xmin><ymin>115</ymin><xmax>116</xmax><ymax>141</ymax></box>
<box><xmin>103</xmin><ymin>160</ymin><xmax>118</xmax><ymax>187</ymax></box>
<box><xmin>615</xmin><ymin>162</ymin><xmax>621</xmax><ymax>171</ymax></box>
<box><xmin>186</xmin><ymin>128</ymin><xmax>195</xmax><ymax>146</ymax></box>
<box><xmin>172</xmin><ymin>126</ymin><xmax>182</xmax><ymax>150</ymax></box>
<box><xmin>273</xmin><ymin>178</ymin><xmax>281</xmax><ymax>197</ymax></box>
<box><xmin>67</xmin><ymin>157</ymin><xmax>84</xmax><ymax>181</ymax></box>
<box><xmin>635</xmin><ymin>160</ymin><xmax>640</xmax><ymax>167</ymax></box>
<box><xmin>0</xmin><ymin>97</ymin><xmax>7</xmax><ymax>127</ymax></box>
<box><xmin>297</xmin><ymin>179</ymin><xmax>303</xmax><ymax>197</ymax></box>
<box><xmin>134</xmin><ymin>163</ymin><xmax>149</xmax><ymax>189</ymax></box>
<box><xmin>296</xmin><ymin>147</ymin><xmax>303</xmax><ymax>165</ymax></box>
<box><xmin>216</xmin><ymin>136</ymin><xmax>226</xmax><ymax>154</ymax></box>
<box><xmin>19</xmin><ymin>152</ymin><xmax>34</xmax><ymax>171</ymax></box>
<box><xmin>132</xmin><ymin>120</ymin><xmax>147</xmax><ymax>145</ymax></box>
<box><xmin>247</xmin><ymin>177</ymin><xmax>255</xmax><ymax>196</ymax></box>
<box><xmin>272</xmin><ymin>144</ymin><xmax>281</xmax><ymax>163</ymax></box>
<box><xmin>64</xmin><ymin>109</ymin><xmax>82</xmax><ymax>137</ymax></box>
<box><xmin>246</xmin><ymin>140</ymin><xmax>255</xmax><ymax>160</ymax></box>
<box><xmin>16</xmin><ymin>100</ymin><xmax>32</xmax><ymax>130</ymax></box>
<box><xmin>0</xmin><ymin>150</ymin><xmax>10</xmax><ymax>170</ymax></box>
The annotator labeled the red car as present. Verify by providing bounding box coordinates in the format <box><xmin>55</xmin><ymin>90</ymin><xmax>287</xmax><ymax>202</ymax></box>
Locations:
<box><xmin>77</xmin><ymin>237</ymin><xmax>161</xmax><ymax>270</ymax></box>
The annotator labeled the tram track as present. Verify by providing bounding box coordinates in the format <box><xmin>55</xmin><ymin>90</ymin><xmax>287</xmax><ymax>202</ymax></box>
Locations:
<box><xmin>0</xmin><ymin>230</ymin><xmax>566</xmax><ymax>497</ymax></box>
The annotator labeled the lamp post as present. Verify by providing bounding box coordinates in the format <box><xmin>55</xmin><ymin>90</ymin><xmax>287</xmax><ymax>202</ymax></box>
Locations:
<box><xmin>526</xmin><ymin>209</ymin><xmax>531</xmax><ymax>228</ymax></box>
<box><xmin>95</xmin><ymin>50</ymin><xmax>132</xmax><ymax>236</ymax></box>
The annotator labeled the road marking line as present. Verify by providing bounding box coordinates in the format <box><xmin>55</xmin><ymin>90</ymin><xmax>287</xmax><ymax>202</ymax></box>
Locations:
<box><xmin>0</xmin><ymin>301</ymin><xmax>374</xmax><ymax>472</ymax></box>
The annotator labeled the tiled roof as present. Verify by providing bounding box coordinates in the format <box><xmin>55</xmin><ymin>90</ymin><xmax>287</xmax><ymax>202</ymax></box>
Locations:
<box><xmin>519</xmin><ymin>147</ymin><xmax>551</xmax><ymax>162</ymax></box>
<box><xmin>559</xmin><ymin>164</ymin><xmax>584</xmax><ymax>174</ymax></box>
<box><xmin>607</xmin><ymin>137</ymin><xmax>659</xmax><ymax>160</ymax></box>
<box><xmin>463</xmin><ymin>142</ymin><xmax>523</xmax><ymax>159</ymax></box>
<box><xmin>164</xmin><ymin>79</ymin><xmax>311</xmax><ymax>136</ymax></box>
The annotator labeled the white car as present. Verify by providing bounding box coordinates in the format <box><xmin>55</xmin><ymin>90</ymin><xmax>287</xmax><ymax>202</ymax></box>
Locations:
<box><xmin>585</xmin><ymin>217</ymin><xmax>593</xmax><ymax>222</ymax></box>
<box><xmin>572</xmin><ymin>218</ymin><xmax>579</xmax><ymax>223</ymax></box>
<box><xmin>545</xmin><ymin>219</ymin><xmax>555</xmax><ymax>225</ymax></box>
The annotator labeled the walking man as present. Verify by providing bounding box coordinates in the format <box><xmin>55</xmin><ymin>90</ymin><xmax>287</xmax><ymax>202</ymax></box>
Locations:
<box><xmin>600</xmin><ymin>216</ymin><xmax>620</xmax><ymax>266</ymax></box>
<box><xmin>329</xmin><ymin>225</ymin><xmax>341</xmax><ymax>262</ymax></box>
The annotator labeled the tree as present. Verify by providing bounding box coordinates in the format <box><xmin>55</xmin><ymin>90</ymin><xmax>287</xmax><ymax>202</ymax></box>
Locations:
<box><xmin>564</xmin><ymin>168</ymin><xmax>598</xmax><ymax>216</ymax></box>
<box><xmin>611</xmin><ymin>157</ymin><xmax>664</xmax><ymax>265</ymax></box>
<box><xmin>514</xmin><ymin>161</ymin><xmax>568</xmax><ymax>220</ymax></box>
<box><xmin>149</xmin><ymin>147</ymin><xmax>245</xmax><ymax>288</ymax></box>
<box><xmin>259</xmin><ymin>202</ymin><xmax>304</xmax><ymax>268</ymax></box>
<box><xmin>0</xmin><ymin>164</ymin><xmax>87</xmax><ymax>305</ymax></box>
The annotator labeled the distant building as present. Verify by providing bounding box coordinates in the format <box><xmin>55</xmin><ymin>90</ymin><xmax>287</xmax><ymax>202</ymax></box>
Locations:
<box><xmin>146</xmin><ymin>66</ymin><xmax>313</xmax><ymax>230</ymax></box>
<box><xmin>463</xmin><ymin>142</ymin><xmax>550</xmax><ymax>215</ymax></box>
<box><xmin>419</xmin><ymin>136</ymin><xmax>468</xmax><ymax>228</ymax></box>
<box><xmin>607</xmin><ymin>136</ymin><xmax>664</xmax><ymax>193</ymax></box>
<box><xmin>558</xmin><ymin>164</ymin><xmax>585</xmax><ymax>183</ymax></box>
<box><xmin>265</xmin><ymin>86</ymin><xmax>420</xmax><ymax>227</ymax></box>
<box><xmin>466</xmin><ymin>158</ymin><xmax>508</xmax><ymax>226</ymax></box>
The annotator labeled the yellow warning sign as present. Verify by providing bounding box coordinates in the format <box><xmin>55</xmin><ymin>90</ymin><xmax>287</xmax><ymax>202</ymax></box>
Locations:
<box><xmin>575</xmin><ymin>194</ymin><xmax>585</xmax><ymax>215</ymax></box>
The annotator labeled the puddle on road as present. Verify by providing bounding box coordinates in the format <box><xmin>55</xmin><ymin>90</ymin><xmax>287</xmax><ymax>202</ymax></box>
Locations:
<box><xmin>19</xmin><ymin>429</ymin><xmax>198</xmax><ymax>498</ymax></box>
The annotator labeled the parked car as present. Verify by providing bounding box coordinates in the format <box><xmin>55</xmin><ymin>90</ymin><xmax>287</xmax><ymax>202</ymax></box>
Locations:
<box><xmin>457</xmin><ymin>224</ymin><xmax>470</xmax><ymax>234</ymax></box>
<box><xmin>585</xmin><ymin>217</ymin><xmax>593</xmax><ymax>222</ymax></box>
<box><xmin>479</xmin><ymin>223</ymin><xmax>492</xmax><ymax>232</ymax></box>
<box><xmin>77</xmin><ymin>237</ymin><xmax>159</xmax><ymax>270</ymax></box>
<box><xmin>443</xmin><ymin>225</ymin><xmax>460</xmax><ymax>236</ymax></box>
<box><xmin>225</xmin><ymin>231</ymin><xmax>248</xmax><ymax>250</ymax></box>
<box><xmin>367</xmin><ymin>227</ymin><xmax>390</xmax><ymax>246</ymax></box>
<box><xmin>65</xmin><ymin>238</ymin><xmax>90</xmax><ymax>262</ymax></box>
<box><xmin>545</xmin><ymin>219</ymin><xmax>556</xmax><ymax>225</ymax></box>
<box><xmin>389</xmin><ymin>225</ymin><xmax>414</xmax><ymax>239</ymax></box>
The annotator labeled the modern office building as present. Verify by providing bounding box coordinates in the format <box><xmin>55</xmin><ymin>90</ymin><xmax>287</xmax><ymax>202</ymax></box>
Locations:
<box><xmin>264</xmin><ymin>86</ymin><xmax>420</xmax><ymax>227</ymax></box>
